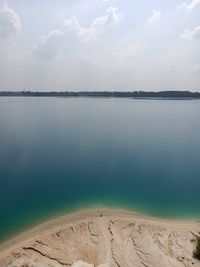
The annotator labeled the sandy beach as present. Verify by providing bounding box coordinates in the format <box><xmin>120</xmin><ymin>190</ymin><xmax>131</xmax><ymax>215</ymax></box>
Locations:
<box><xmin>0</xmin><ymin>208</ymin><xmax>200</xmax><ymax>267</ymax></box>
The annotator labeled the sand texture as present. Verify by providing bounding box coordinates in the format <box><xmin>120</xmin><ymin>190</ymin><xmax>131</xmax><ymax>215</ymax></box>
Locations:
<box><xmin>0</xmin><ymin>208</ymin><xmax>200</xmax><ymax>267</ymax></box>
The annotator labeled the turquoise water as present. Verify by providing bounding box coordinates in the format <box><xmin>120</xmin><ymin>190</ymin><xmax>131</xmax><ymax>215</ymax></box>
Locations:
<box><xmin>0</xmin><ymin>97</ymin><xmax>200</xmax><ymax>242</ymax></box>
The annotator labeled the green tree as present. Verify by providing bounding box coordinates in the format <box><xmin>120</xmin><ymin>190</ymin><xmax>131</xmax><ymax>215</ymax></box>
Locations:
<box><xmin>193</xmin><ymin>237</ymin><xmax>200</xmax><ymax>260</ymax></box>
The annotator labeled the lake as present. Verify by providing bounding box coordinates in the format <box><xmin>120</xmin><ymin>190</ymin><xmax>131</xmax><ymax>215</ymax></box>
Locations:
<box><xmin>0</xmin><ymin>97</ymin><xmax>200</xmax><ymax>242</ymax></box>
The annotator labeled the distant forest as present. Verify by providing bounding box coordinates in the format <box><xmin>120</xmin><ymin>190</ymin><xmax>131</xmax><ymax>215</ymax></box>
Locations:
<box><xmin>0</xmin><ymin>91</ymin><xmax>200</xmax><ymax>98</ymax></box>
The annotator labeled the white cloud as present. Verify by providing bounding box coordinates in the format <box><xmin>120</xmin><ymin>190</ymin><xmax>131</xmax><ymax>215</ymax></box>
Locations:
<box><xmin>181</xmin><ymin>26</ymin><xmax>200</xmax><ymax>40</ymax></box>
<box><xmin>0</xmin><ymin>2</ymin><xmax>21</xmax><ymax>39</ymax></box>
<box><xmin>31</xmin><ymin>6</ymin><xmax>123</xmax><ymax>60</ymax></box>
<box><xmin>64</xmin><ymin>17</ymin><xmax>82</xmax><ymax>34</ymax></box>
<box><xmin>1</xmin><ymin>2</ymin><xmax>200</xmax><ymax>92</ymax></box>
<box><xmin>179</xmin><ymin>0</ymin><xmax>200</xmax><ymax>10</ymax></box>
<box><xmin>101</xmin><ymin>0</ymin><xmax>119</xmax><ymax>4</ymax></box>
<box><xmin>32</xmin><ymin>30</ymin><xmax>64</xmax><ymax>60</ymax></box>
<box><xmin>64</xmin><ymin>6</ymin><xmax>123</xmax><ymax>41</ymax></box>
<box><xmin>147</xmin><ymin>10</ymin><xmax>161</xmax><ymax>24</ymax></box>
<box><xmin>111</xmin><ymin>44</ymin><xmax>142</xmax><ymax>63</ymax></box>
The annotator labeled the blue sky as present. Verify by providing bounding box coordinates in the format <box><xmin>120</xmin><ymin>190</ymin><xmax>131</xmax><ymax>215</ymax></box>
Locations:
<box><xmin>0</xmin><ymin>0</ymin><xmax>200</xmax><ymax>91</ymax></box>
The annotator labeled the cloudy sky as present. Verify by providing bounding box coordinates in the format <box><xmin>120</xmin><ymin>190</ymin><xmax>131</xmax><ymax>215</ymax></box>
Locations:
<box><xmin>0</xmin><ymin>0</ymin><xmax>200</xmax><ymax>91</ymax></box>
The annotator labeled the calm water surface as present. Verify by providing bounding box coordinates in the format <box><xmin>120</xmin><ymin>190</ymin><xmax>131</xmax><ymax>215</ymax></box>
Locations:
<box><xmin>0</xmin><ymin>97</ymin><xmax>200</xmax><ymax>241</ymax></box>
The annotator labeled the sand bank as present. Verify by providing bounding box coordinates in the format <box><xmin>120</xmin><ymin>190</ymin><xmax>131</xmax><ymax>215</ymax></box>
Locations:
<box><xmin>0</xmin><ymin>208</ymin><xmax>200</xmax><ymax>267</ymax></box>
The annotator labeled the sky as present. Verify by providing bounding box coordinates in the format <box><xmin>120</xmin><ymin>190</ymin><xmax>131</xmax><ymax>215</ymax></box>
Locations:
<box><xmin>0</xmin><ymin>0</ymin><xmax>200</xmax><ymax>91</ymax></box>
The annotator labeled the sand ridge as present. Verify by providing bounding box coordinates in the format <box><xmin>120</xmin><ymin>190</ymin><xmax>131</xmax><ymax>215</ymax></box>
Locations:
<box><xmin>0</xmin><ymin>208</ymin><xmax>200</xmax><ymax>267</ymax></box>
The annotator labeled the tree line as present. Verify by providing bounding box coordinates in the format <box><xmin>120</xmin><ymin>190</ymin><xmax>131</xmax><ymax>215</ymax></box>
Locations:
<box><xmin>0</xmin><ymin>90</ymin><xmax>200</xmax><ymax>98</ymax></box>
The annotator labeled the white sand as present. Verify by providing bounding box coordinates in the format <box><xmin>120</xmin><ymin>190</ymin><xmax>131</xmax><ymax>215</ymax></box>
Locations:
<box><xmin>0</xmin><ymin>208</ymin><xmax>200</xmax><ymax>267</ymax></box>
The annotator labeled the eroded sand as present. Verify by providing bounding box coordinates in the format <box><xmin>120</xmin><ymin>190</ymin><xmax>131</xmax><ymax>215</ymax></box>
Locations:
<box><xmin>0</xmin><ymin>208</ymin><xmax>200</xmax><ymax>267</ymax></box>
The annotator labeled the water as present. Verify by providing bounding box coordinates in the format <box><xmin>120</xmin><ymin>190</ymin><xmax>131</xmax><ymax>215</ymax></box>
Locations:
<box><xmin>0</xmin><ymin>97</ymin><xmax>200</xmax><ymax>242</ymax></box>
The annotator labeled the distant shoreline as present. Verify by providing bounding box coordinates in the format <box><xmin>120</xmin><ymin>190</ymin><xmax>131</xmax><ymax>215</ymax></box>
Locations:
<box><xmin>0</xmin><ymin>90</ymin><xmax>200</xmax><ymax>99</ymax></box>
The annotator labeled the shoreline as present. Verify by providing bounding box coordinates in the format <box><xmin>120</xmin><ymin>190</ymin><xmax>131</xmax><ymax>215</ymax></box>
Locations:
<box><xmin>1</xmin><ymin>203</ymin><xmax>200</xmax><ymax>247</ymax></box>
<box><xmin>1</xmin><ymin>207</ymin><xmax>200</xmax><ymax>250</ymax></box>
<box><xmin>0</xmin><ymin>207</ymin><xmax>200</xmax><ymax>266</ymax></box>
<box><xmin>1</xmin><ymin>90</ymin><xmax>200</xmax><ymax>99</ymax></box>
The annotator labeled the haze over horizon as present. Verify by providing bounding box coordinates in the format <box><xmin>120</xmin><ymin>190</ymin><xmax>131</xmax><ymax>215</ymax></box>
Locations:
<box><xmin>0</xmin><ymin>0</ymin><xmax>200</xmax><ymax>92</ymax></box>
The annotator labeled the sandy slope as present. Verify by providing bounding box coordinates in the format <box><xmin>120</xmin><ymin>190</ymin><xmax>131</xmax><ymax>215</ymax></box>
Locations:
<box><xmin>0</xmin><ymin>208</ymin><xmax>200</xmax><ymax>267</ymax></box>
